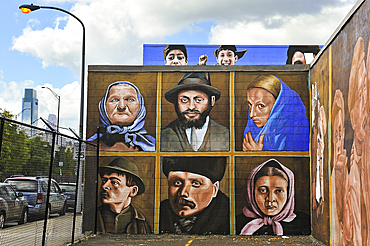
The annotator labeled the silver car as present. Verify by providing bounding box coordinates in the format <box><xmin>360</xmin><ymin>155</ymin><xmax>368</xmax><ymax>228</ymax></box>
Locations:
<box><xmin>0</xmin><ymin>183</ymin><xmax>29</xmax><ymax>229</ymax></box>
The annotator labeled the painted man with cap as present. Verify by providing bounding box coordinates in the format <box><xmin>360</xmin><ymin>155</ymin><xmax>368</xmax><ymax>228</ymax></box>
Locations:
<box><xmin>199</xmin><ymin>45</ymin><xmax>246</xmax><ymax>66</ymax></box>
<box><xmin>97</xmin><ymin>158</ymin><xmax>151</xmax><ymax>234</ymax></box>
<box><xmin>164</xmin><ymin>45</ymin><xmax>188</xmax><ymax>66</ymax></box>
<box><xmin>160</xmin><ymin>72</ymin><xmax>229</xmax><ymax>152</ymax></box>
<box><xmin>160</xmin><ymin>157</ymin><xmax>229</xmax><ymax>234</ymax></box>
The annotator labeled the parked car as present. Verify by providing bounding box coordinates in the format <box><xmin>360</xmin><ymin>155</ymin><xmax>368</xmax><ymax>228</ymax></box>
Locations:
<box><xmin>4</xmin><ymin>176</ymin><xmax>67</xmax><ymax>220</ymax></box>
<box><xmin>0</xmin><ymin>183</ymin><xmax>29</xmax><ymax>229</ymax></box>
<box><xmin>59</xmin><ymin>183</ymin><xmax>76</xmax><ymax>211</ymax></box>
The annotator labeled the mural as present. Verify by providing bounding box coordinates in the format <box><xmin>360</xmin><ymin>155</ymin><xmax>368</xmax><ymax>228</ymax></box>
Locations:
<box><xmin>236</xmin><ymin>158</ymin><xmax>310</xmax><ymax>235</ymax></box>
<box><xmin>160</xmin><ymin>72</ymin><xmax>230</xmax><ymax>152</ymax></box>
<box><xmin>144</xmin><ymin>44</ymin><xmax>322</xmax><ymax>66</ymax></box>
<box><xmin>242</xmin><ymin>75</ymin><xmax>309</xmax><ymax>151</ymax></box>
<box><xmin>87</xmin><ymin>81</ymin><xmax>155</xmax><ymax>151</ymax></box>
<box><xmin>310</xmin><ymin>47</ymin><xmax>330</xmax><ymax>244</ymax></box>
<box><xmin>159</xmin><ymin>157</ymin><xmax>229</xmax><ymax>234</ymax></box>
<box><xmin>86</xmin><ymin>68</ymin><xmax>310</xmax><ymax>236</ymax></box>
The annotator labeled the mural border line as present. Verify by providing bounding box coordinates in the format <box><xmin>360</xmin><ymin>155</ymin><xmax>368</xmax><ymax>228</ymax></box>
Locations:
<box><xmin>230</xmin><ymin>71</ymin><xmax>235</xmax><ymax>235</ymax></box>
<box><xmin>328</xmin><ymin>45</ymin><xmax>333</xmax><ymax>245</ymax></box>
<box><xmin>154</xmin><ymin>72</ymin><xmax>163</xmax><ymax>234</ymax></box>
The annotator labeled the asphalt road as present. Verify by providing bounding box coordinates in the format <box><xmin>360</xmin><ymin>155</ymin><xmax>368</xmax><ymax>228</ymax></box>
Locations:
<box><xmin>0</xmin><ymin>212</ymin><xmax>84</xmax><ymax>246</ymax></box>
<box><xmin>75</xmin><ymin>234</ymin><xmax>327</xmax><ymax>246</ymax></box>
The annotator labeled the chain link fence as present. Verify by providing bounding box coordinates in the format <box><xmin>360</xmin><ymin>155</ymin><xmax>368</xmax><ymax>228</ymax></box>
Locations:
<box><xmin>0</xmin><ymin>115</ymin><xmax>98</xmax><ymax>246</ymax></box>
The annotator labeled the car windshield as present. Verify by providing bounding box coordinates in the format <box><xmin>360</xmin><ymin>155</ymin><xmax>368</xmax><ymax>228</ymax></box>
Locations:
<box><xmin>59</xmin><ymin>184</ymin><xmax>76</xmax><ymax>192</ymax></box>
<box><xmin>7</xmin><ymin>180</ymin><xmax>38</xmax><ymax>192</ymax></box>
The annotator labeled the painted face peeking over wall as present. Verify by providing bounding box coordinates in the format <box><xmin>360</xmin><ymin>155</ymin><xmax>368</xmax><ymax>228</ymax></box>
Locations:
<box><xmin>165</xmin><ymin>49</ymin><xmax>188</xmax><ymax>66</ymax></box>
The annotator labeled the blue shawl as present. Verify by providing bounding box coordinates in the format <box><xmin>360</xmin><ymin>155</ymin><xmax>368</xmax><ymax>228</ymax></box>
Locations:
<box><xmin>88</xmin><ymin>81</ymin><xmax>155</xmax><ymax>151</ymax></box>
<box><xmin>243</xmin><ymin>76</ymin><xmax>309</xmax><ymax>151</ymax></box>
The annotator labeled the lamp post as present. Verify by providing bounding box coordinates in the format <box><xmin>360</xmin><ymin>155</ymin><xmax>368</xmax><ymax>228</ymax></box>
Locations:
<box><xmin>42</xmin><ymin>86</ymin><xmax>60</xmax><ymax>146</ymax></box>
<box><xmin>20</xmin><ymin>4</ymin><xmax>85</xmax><ymax>139</ymax></box>
<box><xmin>41</xmin><ymin>86</ymin><xmax>60</xmax><ymax>134</ymax></box>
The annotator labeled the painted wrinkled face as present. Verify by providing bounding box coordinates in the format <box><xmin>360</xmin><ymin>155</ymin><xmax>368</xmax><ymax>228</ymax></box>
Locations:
<box><xmin>254</xmin><ymin>175</ymin><xmax>288</xmax><ymax>216</ymax></box>
<box><xmin>247</xmin><ymin>88</ymin><xmax>276</xmax><ymax>127</ymax></box>
<box><xmin>292</xmin><ymin>51</ymin><xmax>306</xmax><ymax>65</ymax></box>
<box><xmin>168</xmin><ymin>171</ymin><xmax>218</xmax><ymax>217</ymax></box>
<box><xmin>333</xmin><ymin>110</ymin><xmax>344</xmax><ymax>163</ymax></box>
<box><xmin>177</xmin><ymin>90</ymin><xmax>210</xmax><ymax>122</ymax></box>
<box><xmin>105</xmin><ymin>84</ymin><xmax>140</xmax><ymax>126</ymax></box>
<box><xmin>352</xmin><ymin>60</ymin><xmax>368</xmax><ymax>141</ymax></box>
<box><xmin>165</xmin><ymin>49</ymin><xmax>187</xmax><ymax>66</ymax></box>
<box><xmin>217</xmin><ymin>49</ymin><xmax>237</xmax><ymax>65</ymax></box>
<box><xmin>101</xmin><ymin>173</ymin><xmax>132</xmax><ymax>205</ymax></box>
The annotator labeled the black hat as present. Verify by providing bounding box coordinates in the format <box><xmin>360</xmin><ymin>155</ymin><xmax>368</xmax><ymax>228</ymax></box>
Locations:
<box><xmin>286</xmin><ymin>45</ymin><xmax>320</xmax><ymax>64</ymax></box>
<box><xmin>99</xmin><ymin>158</ymin><xmax>145</xmax><ymax>195</ymax></box>
<box><xmin>162</xmin><ymin>157</ymin><xmax>226</xmax><ymax>183</ymax></box>
<box><xmin>214</xmin><ymin>45</ymin><xmax>247</xmax><ymax>59</ymax></box>
<box><xmin>164</xmin><ymin>45</ymin><xmax>188</xmax><ymax>61</ymax></box>
<box><xmin>164</xmin><ymin>72</ymin><xmax>221</xmax><ymax>104</ymax></box>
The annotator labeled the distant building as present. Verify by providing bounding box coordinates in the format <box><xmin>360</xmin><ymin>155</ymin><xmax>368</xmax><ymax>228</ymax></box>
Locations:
<box><xmin>48</xmin><ymin>114</ymin><xmax>57</xmax><ymax>131</ymax></box>
<box><xmin>22</xmin><ymin>88</ymin><xmax>38</xmax><ymax>126</ymax></box>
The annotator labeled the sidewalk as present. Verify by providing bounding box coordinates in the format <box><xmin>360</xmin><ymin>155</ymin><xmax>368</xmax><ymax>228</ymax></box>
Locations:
<box><xmin>74</xmin><ymin>233</ymin><xmax>327</xmax><ymax>246</ymax></box>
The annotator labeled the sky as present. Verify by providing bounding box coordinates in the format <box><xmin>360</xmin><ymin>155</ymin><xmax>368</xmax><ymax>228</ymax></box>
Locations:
<box><xmin>0</xmin><ymin>0</ymin><xmax>357</xmax><ymax>138</ymax></box>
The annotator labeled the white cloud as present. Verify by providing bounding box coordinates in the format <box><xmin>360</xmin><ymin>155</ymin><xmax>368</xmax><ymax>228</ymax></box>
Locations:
<box><xmin>0</xmin><ymin>80</ymin><xmax>80</xmax><ymax>135</ymax></box>
<box><xmin>11</xmin><ymin>0</ymin><xmax>356</xmax><ymax>74</ymax></box>
<box><xmin>0</xmin><ymin>70</ymin><xmax>4</xmax><ymax>79</ymax></box>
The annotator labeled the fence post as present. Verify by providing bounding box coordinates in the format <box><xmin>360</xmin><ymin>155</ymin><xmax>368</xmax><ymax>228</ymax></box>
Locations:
<box><xmin>71</xmin><ymin>139</ymin><xmax>82</xmax><ymax>244</ymax></box>
<box><xmin>0</xmin><ymin>116</ymin><xmax>5</xmax><ymax>158</ymax></box>
<box><xmin>42</xmin><ymin>131</ymin><xmax>56</xmax><ymax>246</ymax></box>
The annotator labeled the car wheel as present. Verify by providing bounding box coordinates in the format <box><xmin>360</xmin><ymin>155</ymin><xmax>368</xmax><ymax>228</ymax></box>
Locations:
<box><xmin>20</xmin><ymin>209</ymin><xmax>28</xmax><ymax>224</ymax></box>
<box><xmin>59</xmin><ymin>203</ymin><xmax>66</xmax><ymax>216</ymax></box>
<box><xmin>0</xmin><ymin>213</ymin><xmax>5</xmax><ymax>229</ymax></box>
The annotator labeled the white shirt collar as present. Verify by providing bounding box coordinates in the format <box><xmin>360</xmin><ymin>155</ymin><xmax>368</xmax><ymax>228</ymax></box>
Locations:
<box><xmin>185</xmin><ymin>116</ymin><xmax>209</xmax><ymax>151</ymax></box>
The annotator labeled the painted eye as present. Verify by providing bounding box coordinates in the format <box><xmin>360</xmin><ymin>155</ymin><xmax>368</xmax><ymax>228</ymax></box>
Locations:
<box><xmin>181</xmin><ymin>98</ymin><xmax>188</xmax><ymax>103</ymax></box>
<box><xmin>258</xmin><ymin>104</ymin><xmax>265</xmax><ymax>109</ymax></box>
<box><xmin>195</xmin><ymin>98</ymin><xmax>203</xmax><ymax>103</ymax></box>
<box><xmin>101</xmin><ymin>179</ymin><xmax>107</xmax><ymax>185</ymax></box>
<box><xmin>174</xmin><ymin>181</ymin><xmax>182</xmax><ymax>186</ymax></box>
<box><xmin>192</xmin><ymin>181</ymin><xmax>201</xmax><ymax>187</ymax></box>
<box><xmin>112</xmin><ymin>98</ymin><xmax>119</xmax><ymax>102</ymax></box>
<box><xmin>259</xmin><ymin>187</ymin><xmax>267</xmax><ymax>193</ymax></box>
<box><xmin>276</xmin><ymin>189</ymin><xmax>284</xmax><ymax>194</ymax></box>
<box><xmin>127</xmin><ymin>98</ymin><xmax>134</xmax><ymax>102</ymax></box>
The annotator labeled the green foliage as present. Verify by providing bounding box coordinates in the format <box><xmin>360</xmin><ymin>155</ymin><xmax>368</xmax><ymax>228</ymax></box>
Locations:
<box><xmin>0</xmin><ymin>108</ymin><xmax>81</xmax><ymax>182</ymax></box>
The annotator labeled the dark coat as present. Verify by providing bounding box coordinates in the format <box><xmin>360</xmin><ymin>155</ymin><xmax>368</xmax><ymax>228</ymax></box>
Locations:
<box><xmin>160</xmin><ymin>118</ymin><xmax>229</xmax><ymax>152</ymax></box>
<box><xmin>236</xmin><ymin>211</ymin><xmax>311</xmax><ymax>235</ymax></box>
<box><xmin>97</xmin><ymin>204</ymin><xmax>151</xmax><ymax>234</ymax></box>
<box><xmin>159</xmin><ymin>191</ymin><xmax>230</xmax><ymax>234</ymax></box>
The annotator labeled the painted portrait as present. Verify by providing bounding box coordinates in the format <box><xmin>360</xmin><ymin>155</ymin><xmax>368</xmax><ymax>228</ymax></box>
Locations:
<box><xmin>97</xmin><ymin>157</ymin><xmax>154</xmax><ymax>234</ymax></box>
<box><xmin>159</xmin><ymin>156</ymin><xmax>229</xmax><ymax>234</ymax></box>
<box><xmin>87</xmin><ymin>81</ymin><xmax>155</xmax><ymax>151</ymax></box>
<box><xmin>242</xmin><ymin>74</ymin><xmax>309</xmax><ymax>151</ymax></box>
<box><xmin>160</xmin><ymin>72</ymin><xmax>230</xmax><ymax>152</ymax></box>
<box><xmin>235</xmin><ymin>157</ymin><xmax>310</xmax><ymax>236</ymax></box>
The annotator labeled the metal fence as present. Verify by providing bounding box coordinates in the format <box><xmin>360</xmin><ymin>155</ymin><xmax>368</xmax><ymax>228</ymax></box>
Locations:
<box><xmin>0</xmin><ymin>115</ymin><xmax>98</xmax><ymax>246</ymax></box>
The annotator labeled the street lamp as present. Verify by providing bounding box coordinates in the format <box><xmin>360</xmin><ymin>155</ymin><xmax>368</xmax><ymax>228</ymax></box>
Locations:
<box><xmin>41</xmin><ymin>87</ymin><xmax>60</xmax><ymax>135</ymax></box>
<box><xmin>20</xmin><ymin>3</ymin><xmax>85</xmax><ymax>139</ymax></box>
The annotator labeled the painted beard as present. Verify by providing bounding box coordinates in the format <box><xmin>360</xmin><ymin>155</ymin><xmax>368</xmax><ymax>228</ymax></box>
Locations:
<box><xmin>175</xmin><ymin>102</ymin><xmax>213</xmax><ymax>129</ymax></box>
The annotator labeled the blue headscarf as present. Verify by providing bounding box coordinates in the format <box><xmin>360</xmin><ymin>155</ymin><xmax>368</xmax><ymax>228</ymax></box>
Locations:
<box><xmin>243</xmin><ymin>76</ymin><xmax>309</xmax><ymax>151</ymax></box>
<box><xmin>88</xmin><ymin>81</ymin><xmax>155</xmax><ymax>151</ymax></box>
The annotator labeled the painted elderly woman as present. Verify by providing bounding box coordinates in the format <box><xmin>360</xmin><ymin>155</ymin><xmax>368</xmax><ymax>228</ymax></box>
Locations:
<box><xmin>236</xmin><ymin>159</ymin><xmax>310</xmax><ymax>235</ymax></box>
<box><xmin>88</xmin><ymin>81</ymin><xmax>155</xmax><ymax>151</ymax></box>
<box><xmin>243</xmin><ymin>75</ymin><xmax>309</xmax><ymax>151</ymax></box>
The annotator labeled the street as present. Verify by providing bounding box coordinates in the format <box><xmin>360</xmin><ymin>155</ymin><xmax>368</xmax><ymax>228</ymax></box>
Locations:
<box><xmin>0</xmin><ymin>212</ymin><xmax>84</xmax><ymax>246</ymax></box>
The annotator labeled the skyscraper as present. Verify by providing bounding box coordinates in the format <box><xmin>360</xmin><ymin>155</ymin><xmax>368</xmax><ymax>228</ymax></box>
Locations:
<box><xmin>22</xmin><ymin>88</ymin><xmax>38</xmax><ymax>126</ymax></box>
